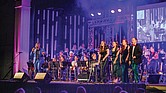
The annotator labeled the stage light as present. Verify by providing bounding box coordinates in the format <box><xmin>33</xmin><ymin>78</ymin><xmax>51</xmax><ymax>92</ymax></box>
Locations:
<box><xmin>118</xmin><ymin>9</ymin><xmax>122</xmax><ymax>12</ymax></box>
<box><xmin>91</xmin><ymin>13</ymin><xmax>94</xmax><ymax>17</ymax></box>
<box><xmin>97</xmin><ymin>12</ymin><xmax>101</xmax><ymax>16</ymax></box>
<box><xmin>111</xmin><ymin>10</ymin><xmax>115</xmax><ymax>14</ymax></box>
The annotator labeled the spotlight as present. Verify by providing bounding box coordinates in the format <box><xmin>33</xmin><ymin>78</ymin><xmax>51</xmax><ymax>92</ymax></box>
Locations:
<box><xmin>111</xmin><ymin>10</ymin><xmax>115</xmax><ymax>14</ymax></box>
<box><xmin>91</xmin><ymin>13</ymin><xmax>94</xmax><ymax>17</ymax></box>
<box><xmin>97</xmin><ymin>12</ymin><xmax>101</xmax><ymax>16</ymax></box>
<box><xmin>118</xmin><ymin>9</ymin><xmax>122</xmax><ymax>12</ymax></box>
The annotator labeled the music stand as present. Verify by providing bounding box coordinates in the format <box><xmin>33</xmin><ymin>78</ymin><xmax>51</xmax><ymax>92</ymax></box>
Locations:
<box><xmin>78</xmin><ymin>61</ymin><xmax>87</xmax><ymax>67</ymax></box>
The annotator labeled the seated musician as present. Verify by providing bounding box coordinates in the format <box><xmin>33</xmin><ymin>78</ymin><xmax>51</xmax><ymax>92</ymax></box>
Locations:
<box><xmin>59</xmin><ymin>55</ymin><xmax>67</xmax><ymax>81</ymax></box>
<box><xmin>90</xmin><ymin>53</ymin><xmax>98</xmax><ymax>67</ymax></box>
<box><xmin>80</xmin><ymin>52</ymin><xmax>89</xmax><ymax>70</ymax></box>
<box><xmin>147</xmin><ymin>46</ymin><xmax>159</xmax><ymax>74</ymax></box>
<box><xmin>70</xmin><ymin>55</ymin><xmax>79</xmax><ymax>80</ymax></box>
<box><xmin>68</xmin><ymin>51</ymin><xmax>74</xmax><ymax>62</ymax></box>
<box><xmin>48</xmin><ymin>58</ymin><xmax>59</xmax><ymax>80</ymax></box>
<box><xmin>89</xmin><ymin>53</ymin><xmax>99</xmax><ymax>82</ymax></box>
<box><xmin>41</xmin><ymin>62</ymin><xmax>49</xmax><ymax>72</ymax></box>
<box><xmin>71</xmin><ymin>55</ymin><xmax>79</xmax><ymax>70</ymax></box>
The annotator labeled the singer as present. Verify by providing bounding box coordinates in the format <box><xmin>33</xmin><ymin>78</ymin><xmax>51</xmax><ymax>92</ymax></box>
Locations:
<box><xmin>30</xmin><ymin>42</ymin><xmax>45</xmax><ymax>74</ymax></box>
<box><xmin>120</xmin><ymin>39</ymin><xmax>130</xmax><ymax>83</ymax></box>
<box><xmin>98</xmin><ymin>41</ymin><xmax>110</xmax><ymax>83</ymax></box>
<box><xmin>129</xmin><ymin>38</ymin><xmax>142</xmax><ymax>83</ymax></box>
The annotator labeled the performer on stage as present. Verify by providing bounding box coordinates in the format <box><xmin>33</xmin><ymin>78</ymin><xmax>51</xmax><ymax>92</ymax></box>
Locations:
<box><xmin>70</xmin><ymin>55</ymin><xmax>79</xmax><ymax>80</ymax></box>
<box><xmin>129</xmin><ymin>38</ymin><xmax>142</xmax><ymax>83</ymax></box>
<box><xmin>68</xmin><ymin>51</ymin><xmax>75</xmax><ymax>62</ymax></box>
<box><xmin>97</xmin><ymin>41</ymin><xmax>110</xmax><ymax>83</ymax></box>
<box><xmin>89</xmin><ymin>53</ymin><xmax>98</xmax><ymax>82</ymax></box>
<box><xmin>71</xmin><ymin>44</ymin><xmax>78</xmax><ymax>55</ymax></box>
<box><xmin>30</xmin><ymin>42</ymin><xmax>45</xmax><ymax>74</ymax></box>
<box><xmin>111</xmin><ymin>41</ymin><xmax>121</xmax><ymax>83</ymax></box>
<box><xmin>80</xmin><ymin>52</ymin><xmax>89</xmax><ymax>68</ymax></box>
<box><xmin>58</xmin><ymin>51</ymin><xmax>64</xmax><ymax>61</ymax></box>
<box><xmin>48</xmin><ymin>57</ymin><xmax>59</xmax><ymax>80</ymax></box>
<box><xmin>147</xmin><ymin>46</ymin><xmax>158</xmax><ymax>74</ymax></box>
<box><xmin>59</xmin><ymin>55</ymin><xmax>67</xmax><ymax>81</ymax></box>
<box><xmin>120</xmin><ymin>39</ymin><xmax>130</xmax><ymax>83</ymax></box>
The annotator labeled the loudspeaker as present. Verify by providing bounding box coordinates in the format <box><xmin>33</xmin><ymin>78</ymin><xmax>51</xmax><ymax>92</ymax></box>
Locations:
<box><xmin>13</xmin><ymin>72</ymin><xmax>29</xmax><ymax>82</ymax></box>
<box><xmin>34</xmin><ymin>73</ymin><xmax>52</xmax><ymax>83</ymax></box>
<box><xmin>147</xmin><ymin>75</ymin><xmax>161</xmax><ymax>84</ymax></box>
<box><xmin>77</xmin><ymin>72</ymin><xmax>89</xmax><ymax>82</ymax></box>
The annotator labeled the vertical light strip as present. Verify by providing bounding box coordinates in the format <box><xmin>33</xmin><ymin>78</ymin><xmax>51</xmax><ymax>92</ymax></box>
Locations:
<box><xmin>55</xmin><ymin>11</ymin><xmax>58</xmax><ymax>37</ymax></box>
<box><xmin>70</xmin><ymin>16</ymin><xmax>72</xmax><ymax>25</ymax></box>
<box><xmin>43</xmin><ymin>10</ymin><xmax>45</xmax><ymax>20</ymax></box>
<box><xmin>47</xmin><ymin>10</ymin><xmax>49</xmax><ymax>39</ymax></box>
<box><xmin>78</xmin><ymin>15</ymin><xmax>80</xmax><ymax>25</ymax></box>
<box><xmin>82</xmin><ymin>17</ymin><xmax>85</xmax><ymax>41</ymax></box>
<box><xmin>54</xmin><ymin>40</ymin><xmax>57</xmax><ymax>51</ymax></box>
<box><xmin>78</xmin><ymin>29</ymin><xmax>80</xmax><ymax>48</ymax></box>
<box><xmin>154</xmin><ymin>9</ymin><xmax>155</xmax><ymax>20</ymax></box>
<box><xmin>70</xmin><ymin>28</ymin><xmax>72</xmax><ymax>50</ymax></box>
<box><xmin>55</xmin><ymin>21</ymin><xmax>58</xmax><ymax>36</ymax></box>
<box><xmin>42</xmin><ymin>24</ymin><xmax>45</xmax><ymax>49</ymax></box>
<box><xmin>38</xmin><ymin>10</ymin><xmax>40</xmax><ymax>15</ymax></box>
<box><xmin>64</xmin><ymin>43</ymin><xmax>66</xmax><ymax>50</ymax></box>
<box><xmin>98</xmin><ymin>31</ymin><xmax>100</xmax><ymax>46</ymax></box>
<box><xmin>74</xmin><ymin>15</ymin><xmax>76</xmax><ymax>43</ymax></box>
<box><xmin>46</xmin><ymin>43</ymin><xmax>49</xmax><ymax>54</ymax></box>
<box><xmin>65</xmin><ymin>25</ymin><xmax>67</xmax><ymax>39</ymax></box>
<box><xmin>37</xmin><ymin>19</ymin><xmax>40</xmax><ymax>34</ymax></box>
<box><xmin>37</xmin><ymin>9</ymin><xmax>40</xmax><ymax>35</ymax></box>
<box><xmin>52</xmin><ymin>11</ymin><xmax>54</xmax><ymax>21</ymax></box>
<box><xmin>158</xmin><ymin>8</ymin><xmax>159</xmax><ymax>19</ymax></box>
<box><xmin>37</xmin><ymin>38</ymin><xmax>39</xmax><ymax>43</ymax></box>
<box><xmin>78</xmin><ymin>15</ymin><xmax>80</xmax><ymax>47</ymax></box>
<box><xmin>65</xmin><ymin>16</ymin><xmax>67</xmax><ymax>39</ymax></box>
<box><xmin>56</xmin><ymin>11</ymin><xmax>58</xmax><ymax>17</ymax></box>
<box><xmin>51</xmin><ymin>25</ymin><xmax>54</xmax><ymax>59</ymax></box>
<box><xmin>70</xmin><ymin>16</ymin><xmax>72</xmax><ymax>50</ymax></box>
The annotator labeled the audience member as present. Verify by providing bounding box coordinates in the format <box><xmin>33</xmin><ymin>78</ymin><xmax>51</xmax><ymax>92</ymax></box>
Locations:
<box><xmin>14</xmin><ymin>88</ymin><xmax>25</xmax><ymax>93</ymax></box>
<box><xmin>76</xmin><ymin>86</ymin><xmax>87</xmax><ymax>93</ymax></box>
<box><xmin>113</xmin><ymin>86</ymin><xmax>123</xmax><ymax>93</ymax></box>
<box><xmin>120</xmin><ymin>90</ymin><xmax>128</xmax><ymax>93</ymax></box>
<box><xmin>34</xmin><ymin>87</ymin><xmax>42</xmax><ymax>93</ymax></box>
<box><xmin>135</xmin><ymin>88</ymin><xmax>145</xmax><ymax>93</ymax></box>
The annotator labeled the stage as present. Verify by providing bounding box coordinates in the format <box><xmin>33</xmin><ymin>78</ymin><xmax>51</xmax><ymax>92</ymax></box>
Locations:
<box><xmin>0</xmin><ymin>80</ymin><xmax>165</xmax><ymax>93</ymax></box>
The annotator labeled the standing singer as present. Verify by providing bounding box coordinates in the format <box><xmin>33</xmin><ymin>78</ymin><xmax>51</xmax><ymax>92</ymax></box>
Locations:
<box><xmin>120</xmin><ymin>39</ymin><xmax>130</xmax><ymax>83</ymax></box>
<box><xmin>129</xmin><ymin>38</ymin><xmax>142</xmax><ymax>83</ymax></box>
<box><xmin>30</xmin><ymin>42</ymin><xmax>45</xmax><ymax>74</ymax></box>
<box><xmin>98</xmin><ymin>41</ymin><xmax>110</xmax><ymax>83</ymax></box>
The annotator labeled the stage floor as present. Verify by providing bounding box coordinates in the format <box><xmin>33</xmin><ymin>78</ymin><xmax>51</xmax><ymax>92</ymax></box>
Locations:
<box><xmin>0</xmin><ymin>80</ymin><xmax>165</xmax><ymax>93</ymax></box>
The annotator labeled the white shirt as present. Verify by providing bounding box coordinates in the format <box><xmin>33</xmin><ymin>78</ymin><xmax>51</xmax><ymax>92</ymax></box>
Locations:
<box><xmin>132</xmin><ymin>46</ymin><xmax>135</xmax><ymax>57</ymax></box>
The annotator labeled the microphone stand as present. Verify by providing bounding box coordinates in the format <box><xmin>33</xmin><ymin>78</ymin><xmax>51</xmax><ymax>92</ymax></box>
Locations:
<box><xmin>2</xmin><ymin>52</ymin><xmax>22</xmax><ymax>80</ymax></box>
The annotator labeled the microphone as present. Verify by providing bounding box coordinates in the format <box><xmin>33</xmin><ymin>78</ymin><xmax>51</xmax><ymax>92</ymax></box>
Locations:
<box><xmin>18</xmin><ymin>52</ymin><xmax>23</xmax><ymax>54</ymax></box>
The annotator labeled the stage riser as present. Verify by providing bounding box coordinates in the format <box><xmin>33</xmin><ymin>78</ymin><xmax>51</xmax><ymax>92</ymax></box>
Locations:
<box><xmin>0</xmin><ymin>81</ymin><xmax>146</xmax><ymax>93</ymax></box>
